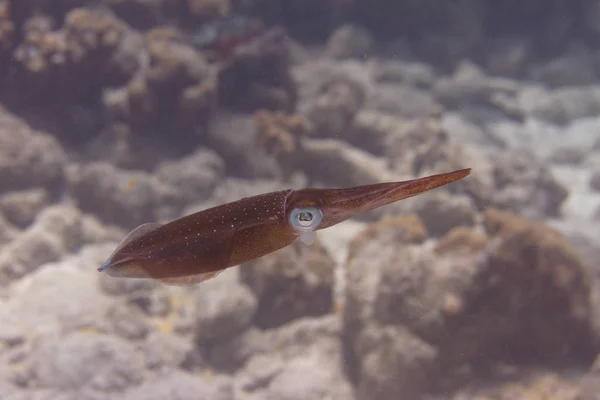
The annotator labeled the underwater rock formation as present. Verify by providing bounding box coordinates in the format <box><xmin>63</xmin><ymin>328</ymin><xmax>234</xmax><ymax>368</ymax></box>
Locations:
<box><xmin>67</xmin><ymin>162</ymin><xmax>182</xmax><ymax>228</ymax></box>
<box><xmin>343</xmin><ymin>209</ymin><xmax>598</xmax><ymax>398</ymax></box>
<box><xmin>104</xmin><ymin>26</ymin><xmax>217</xmax><ymax>136</ymax></box>
<box><xmin>491</xmin><ymin>150</ymin><xmax>569</xmax><ymax>218</ymax></box>
<box><xmin>240</xmin><ymin>239</ymin><xmax>335</xmax><ymax>329</ymax></box>
<box><xmin>0</xmin><ymin>108</ymin><xmax>67</xmax><ymax>196</ymax></box>
<box><xmin>8</xmin><ymin>8</ymin><xmax>139</xmax><ymax>105</ymax></box>
<box><xmin>0</xmin><ymin>0</ymin><xmax>13</xmax><ymax>76</ymax></box>
<box><xmin>217</xmin><ymin>27</ymin><xmax>297</xmax><ymax>112</ymax></box>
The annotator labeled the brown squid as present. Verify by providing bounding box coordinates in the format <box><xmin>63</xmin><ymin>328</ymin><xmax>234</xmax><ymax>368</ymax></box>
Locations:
<box><xmin>99</xmin><ymin>168</ymin><xmax>471</xmax><ymax>286</ymax></box>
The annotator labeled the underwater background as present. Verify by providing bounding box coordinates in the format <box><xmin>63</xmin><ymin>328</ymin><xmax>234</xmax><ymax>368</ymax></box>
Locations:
<box><xmin>1</xmin><ymin>0</ymin><xmax>600</xmax><ymax>399</ymax></box>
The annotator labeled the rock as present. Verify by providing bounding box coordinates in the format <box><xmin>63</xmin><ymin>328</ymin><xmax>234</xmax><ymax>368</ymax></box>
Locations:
<box><xmin>240</xmin><ymin>240</ymin><xmax>335</xmax><ymax>329</ymax></box>
<box><xmin>0</xmin><ymin>204</ymin><xmax>117</xmax><ymax>283</ymax></box>
<box><xmin>589</xmin><ymin>171</ymin><xmax>600</xmax><ymax>192</ymax></box>
<box><xmin>522</xmin><ymin>85</ymin><xmax>600</xmax><ymax>125</ymax></box>
<box><xmin>125</xmin><ymin>370</ymin><xmax>233</xmax><ymax>400</ymax></box>
<box><xmin>325</xmin><ymin>24</ymin><xmax>373</xmax><ymax>60</ymax></box>
<box><xmin>25</xmin><ymin>332</ymin><xmax>144</xmax><ymax>392</ymax></box>
<box><xmin>68</xmin><ymin>162</ymin><xmax>182</xmax><ymax>228</ymax></box>
<box><xmin>305</xmin><ymin>75</ymin><xmax>366</xmax><ymax>139</ymax></box>
<box><xmin>346</xmin><ymin>110</ymin><xmax>400</xmax><ymax>155</ymax></box>
<box><xmin>385</xmin><ymin>119</ymin><xmax>494</xmax><ymax>210</ymax></box>
<box><xmin>217</xmin><ymin>27</ymin><xmax>297</xmax><ymax>112</ymax></box>
<box><xmin>192</xmin><ymin>270</ymin><xmax>258</xmax><ymax>344</ymax></box>
<box><xmin>207</xmin><ymin>113</ymin><xmax>283</xmax><ymax>179</ymax></box>
<box><xmin>154</xmin><ymin>148</ymin><xmax>225</xmax><ymax>204</ymax></box>
<box><xmin>450</xmin><ymin>369</ymin><xmax>581</xmax><ymax>400</ymax></box>
<box><xmin>299</xmin><ymin>138</ymin><xmax>392</xmax><ymax>187</ymax></box>
<box><xmin>105</xmin><ymin>302</ymin><xmax>152</xmax><ymax>340</ymax></box>
<box><xmin>82</xmin><ymin>123</ymin><xmax>184</xmax><ymax>171</ymax></box>
<box><xmin>348</xmin><ymin>214</ymin><xmax>429</xmax><ymax>261</ymax></box>
<box><xmin>98</xmin><ymin>269</ymin><xmax>159</xmax><ymax>296</ymax></box>
<box><xmin>234</xmin><ymin>354</ymin><xmax>285</xmax><ymax>399</ymax></box>
<box><xmin>371</xmin><ymin>60</ymin><xmax>435</xmax><ymax>88</ymax></box>
<box><xmin>235</xmin><ymin>316</ymin><xmax>353</xmax><ymax>400</ymax></box>
<box><xmin>343</xmin><ymin>208</ymin><xmax>598</xmax><ymax>397</ymax></box>
<box><xmin>356</xmin><ymin>326</ymin><xmax>437</xmax><ymax>400</ymax></box>
<box><xmin>0</xmin><ymin>2</ymin><xmax>13</xmax><ymax>73</ymax></box>
<box><xmin>0</xmin><ymin>109</ymin><xmax>67</xmax><ymax>196</ymax></box>
<box><xmin>441</xmin><ymin>112</ymin><xmax>507</xmax><ymax>150</ymax></box>
<box><xmin>0</xmin><ymin>226</ymin><xmax>63</xmax><ymax>284</ymax></box>
<box><xmin>253</xmin><ymin>110</ymin><xmax>313</xmax><ymax>179</ymax></box>
<box><xmin>8</xmin><ymin>8</ymin><xmax>141</xmax><ymax>107</ymax></box>
<box><xmin>105</xmin><ymin>26</ymin><xmax>216</xmax><ymax>137</ymax></box>
<box><xmin>0</xmin><ymin>245</ymin><xmax>114</xmax><ymax>336</ymax></box>
<box><xmin>411</xmin><ymin>192</ymin><xmax>477</xmax><ymax>237</ymax></box>
<box><xmin>2</xmin><ymin>388</ymin><xmax>77</xmax><ymax>400</ymax></box>
<box><xmin>207</xmin><ymin>328</ymin><xmax>268</xmax><ymax>373</ymax></box>
<box><xmin>549</xmin><ymin>146</ymin><xmax>588</xmax><ymax>165</ymax></box>
<box><xmin>127</xmin><ymin>288</ymin><xmax>172</xmax><ymax>317</ymax></box>
<box><xmin>264</xmin><ymin>349</ymin><xmax>354</xmax><ymax>400</ymax></box>
<box><xmin>0</xmin><ymin>189</ymin><xmax>49</xmax><ymax>228</ymax></box>
<box><xmin>433</xmin><ymin>61</ymin><xmax>519</xmax><ymax>110</ymax></box>
<box><xmin>479</xmin><ymin>209</ymin><xmax>597</xmax><ymax>362</ymax></box>
<box><xmin>0</xmin><ymin>213</ymin><xmax>18</xmax><ymax>247</ymax></box>
<box><xmin>143</xmin><ymin>332</ymin><xmax>194</xmax><ymax>370</ymax></box>
<box><xmin>580</xmin><ymin>355</ymin><xmax>600</xmax><ymax>400</ymax></box>
<box><xmin>491</xmin><ymin>151</ymin><xmax>569</xmax><ymax>218</ymax></box>
<box><xmin>367</xmin><ymin>83</ymin><xmax>441</xmax><ymax>118</ymax></box>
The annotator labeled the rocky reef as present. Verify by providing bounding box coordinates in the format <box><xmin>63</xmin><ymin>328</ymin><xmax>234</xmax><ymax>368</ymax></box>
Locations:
<box><xmin>1</xmin><ymin>0</ymin><xmax>600</xmax><ymax>399</ymax></box>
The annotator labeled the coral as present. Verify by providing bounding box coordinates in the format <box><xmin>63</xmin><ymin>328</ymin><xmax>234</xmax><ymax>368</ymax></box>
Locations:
<box><xmin>8</xmin><ymin>8</ymin><xmax>140</xmax><ymax>105</ymax></box>
<box><xmin>491</xmin><ymin>150</ymin><xmax>569</xmax><ymax>218</ymax></box>
<box><xmin>0</xmin><ymin>107</ymin><xmax>67</xmax><ymax>196</ymax></box>
<box><xmin>0</xmin><ymin>188</ymin><xmax>49</xmax><ymax>228</ymax></box>
<box><xmin>343</xmin><ymin>209</ymin><xmax>598</xmax><ymax>398</ymax></box>
<box><xmin>104</xmin><ymin>26</ymin><xmax>217</xmax><ymax>136</ymax></box>
<box><xmin>589</xmin><ymin>170</ymin><xmax>600</xmax><ymax>192</ymax></box>
<box><xmin>410</xmin><ymin>191</ymin><xmax>477</xmax><ymax>238</ymax></box>
<box><xmin>253</xmin><ymin>109</ymin><xmax>312</xmax><ymax>178</ymax></box>
<box><xmin>217</xmin><ymin>27</ymin><xmax>297</xmax><ymax>112</ymax></box>
<box><xmin>434</xmin><ymin>226</ymin><xmax>488</xmax><ymax>255</ymax></box>
<box><xmin>0</xmin><ymin>204</ymin><xmax>116</xmax><ymax>284</ymax></box>
<box><xmin>67</xmin><ymin>162</ymin><xmax>183</xmax><ymax>229</ymax></box>
<box><xmin>298</xmin><ymin>137</ymin><xmax>391</xmax><ymax>187</ymax></box>
<box><xmin>207</xmin><ymin>114</ymin><xmax>284</xmax><ymax>179</ymax></box>
<box><xmin>385</xmin><ymin>118</ymin><xmax>494</xmax><ymax>209</ymax></box>
<box><xmin>254</xmin><ymin>110</ymin><xmax>311</xmax><ymax>157</ymax></box>
<box><xmin>305</xmin><ymin>74</ymin><xmax>366</xmax><ymax>138</ymax></box>
<box><xmin>451</xmin><ymin>370</ymin><xmax>581</xmax><ymax>400</ymax></box>
<box><xmin>0</xmin><ymin>0</ymin><xmax>13</xmax><ymax>74</ymax></box>
<box><xmin>253</xmin><ymin>108</ymin><xmax>393</xmax><ymax>187</ymax></box>
<box><xmin>240</xmin><ymin>240</ymin><xmax>335</xmax><ymax>329</ymax></box>
<box><xmin>347</xmin><ymin>213</ymin><xmax>428</xmax><ymax>260</ymax></box>
<box><xmin>24</xmin><ymin>332</ymin><xmax>144</xmax><ymax>391</ymax></box>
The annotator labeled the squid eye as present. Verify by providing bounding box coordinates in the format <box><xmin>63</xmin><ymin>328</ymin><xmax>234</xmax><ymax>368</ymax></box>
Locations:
<box><xmin>289</xmin><ymin>206</ymin><xmax>323</xmax><ymax>233</ymax></box>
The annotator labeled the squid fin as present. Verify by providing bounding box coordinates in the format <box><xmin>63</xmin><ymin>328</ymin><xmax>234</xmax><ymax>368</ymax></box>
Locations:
<box><xmin>157</xmin><ymin>270</ymin><xmax>224</xmax><ymax>286</ymax></box>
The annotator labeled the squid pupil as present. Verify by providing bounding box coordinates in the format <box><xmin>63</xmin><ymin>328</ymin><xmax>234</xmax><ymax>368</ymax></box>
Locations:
<box><xmin>299</xmin><ymin>211</ymin><xmax>313</xmax><ymax>222</ymax></box>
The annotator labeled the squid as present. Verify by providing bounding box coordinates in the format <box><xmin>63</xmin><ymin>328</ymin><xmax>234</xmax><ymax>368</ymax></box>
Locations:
<box><xmin>99</xmin><ymin>168</ymin><xmax>470</xmax><ymax>286</ymax></box>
